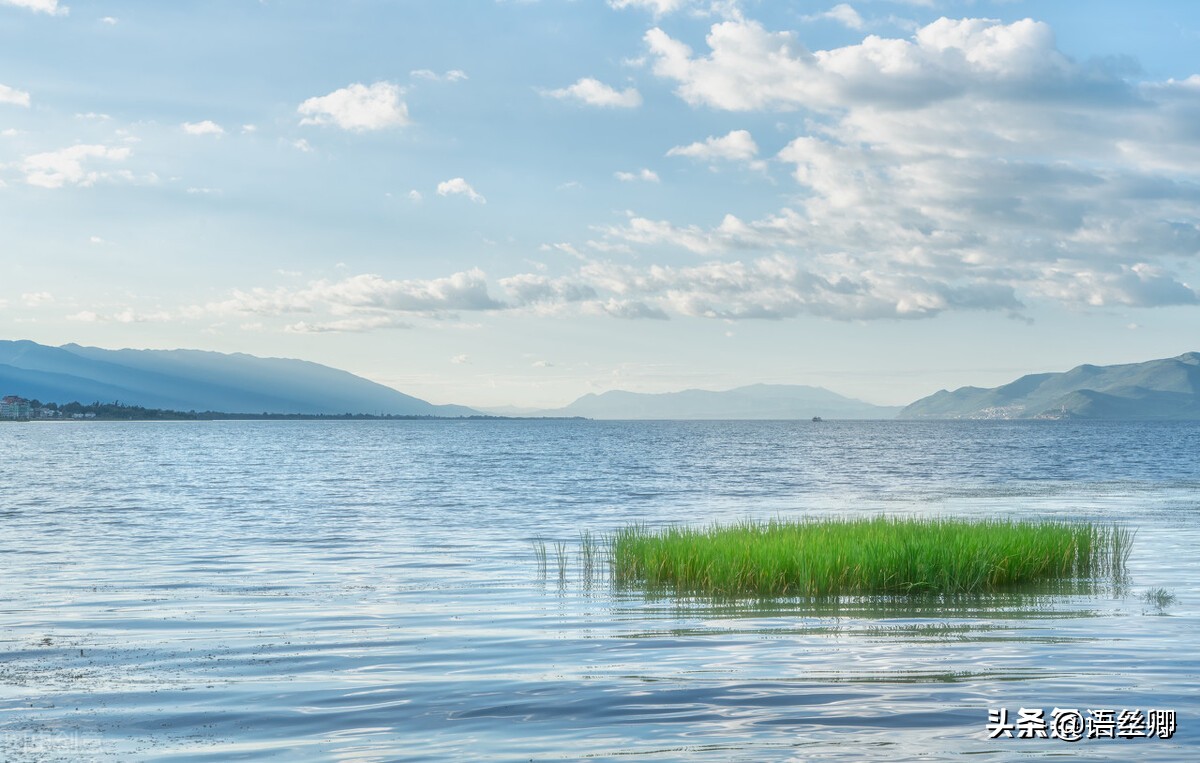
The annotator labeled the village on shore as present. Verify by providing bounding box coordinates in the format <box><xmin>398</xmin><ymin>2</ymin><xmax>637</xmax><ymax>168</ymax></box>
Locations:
<box><xmin>0</xmin><ymin>395</ymin><xmax>95</xmax><ymax>420</ymax></box>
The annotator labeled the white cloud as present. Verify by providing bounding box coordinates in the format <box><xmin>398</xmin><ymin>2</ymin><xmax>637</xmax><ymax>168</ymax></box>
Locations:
<box><xmin>182</xmin><ymin>120</ymin><xmax>225</xmax><ymax>136</ymax></box>
<box><xmin>407</xmin><ymin>189</ymin><xmax>423</xmax><ymax>202</ymax></box>
<box><xmin>645</xmin><ymin>17</ymin><xmax>1086</xmax><ymax>112</ymax></box>
<box><xmin>101</xmin><ymin>15</ymin><xmax>116</xmax><ymax>25</ymax></box>
<box><xmin>0</xmin><ymin>84</ymin><xmax>31</xmax><ymax>107</ymax></box>
<box><xmin>600</xmin><ymin>211</ymin><xmax>725</xmax><ymax>254</ymax></box>
<box><xmin>573</xmin><ymin>255</ymin><xmax>1020</xmax><ymax>320</ymax></box>
<box><xmin>284</xmin><ymin>316</ymin><xmax>411</xmax><ymax>333</ymax></box>
<box><xmin>194</xmin><ymin>244</ymin><xmax>1028</xmax><ymax>330</ymax></box>
<box><xmin>803</xmin><ymin>3</ymin><xmax>864</xmax><ymax>31</ymax></box>
<box><xmin>411</xmin><ymin>69</ymin><xmax>468</xmax><ymax>82</ymax></box>
<box><xmin>626</xmin><ymin>15</ymin><xmax>1200</xmax><ymax>316</ymax></box>
<box><xmin>666</xmin><ymin>129</ymin><xmax>758</xmax><ymax>162</ymax></box>
<box><xmin>21</xmin><ymin>291</ymin><xmax>53</xmax><ymax>307</ymax></box>
<box><xmin>615</xmin><ymin>168</ymin><xmax>660</xmax><ymax>182</ymax></box>
<box><xmin>1030</xmin><ymin>263</ymin><xmax>1198</xmax><ymax>308</ymax></box>
<box><xmin>500</xmin><ymin>273</ymin><xmax>597</xmax><ymax>306</ymax></box>
<box><xmin>541</xmin><ymin>242</ymin><xmax>585</xmax><ymax>260</ymax></box>
<box><xmin>1</xmin><ymin>0</ymin><xmax>67</xmax><ymax>16</ymax></box>
<box><xmin>66</xmin><ymin>308</ymin><xmax>172</xmax><ymax>323</ymax></box>
<box><xmin>437</xmin><ymin>177</ymin><xmax>486</xmax><ymax>203</ymax></box>
<box><xmin>20</xmin><ymin>144</ymin><xmax>132</xmax><ymax>189</ymax></box>
<box><xmin>298</xmin><ymin>82</ymin><xmax>409</xmax><ymax>131</ymax></box>
<box><xmin>608</xmin><ymin>0</ymin><xmax>686</xmax><ymax>16</ymax></box>
<box><xmin>546</xmin><ymin>77</ymin><xmax>642</xmax><ymax>108</ymax></box>
<box><xmin>597</xmin><ymin>299</ymin><xmax>670</xmax><ymax>320</ymax></box>
<box><xmin>157</xmin><ymin>13</ymin><xmax>1200</xmax><ymax>332</ymax></box>
<box><xmin>290</xmin><ymin>138</ymin><xmax>313</xmax><ymax>152</ymax></box>
<box><xmin>450</xmin><ymin>354</ymin><xmax>470</xmax><ymax>364</ymax></box>
<box><xmin>209</xmin><ymin>269</ymin><xmax>504</xmax><ymax>318</ymax></box>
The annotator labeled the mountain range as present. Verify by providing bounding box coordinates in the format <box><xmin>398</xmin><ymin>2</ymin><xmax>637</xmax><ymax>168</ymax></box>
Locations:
<box><xmin>899</xmin><ymin>352</ymin><xmax>1200</xmax><ymax>420</ymax></box>
<box><xmin>523</xmin><ymin>385</ymin><xmax>900</xmax><ymax>420</ymax></box>
<box><xmin>0</xmin><ymin>340</ymin><xmax>478</xmax><ymax>416</ymax></box>
<box><xmin>4</xmin><ymin>340</ymin><xmax>1200</xmax><ymax>420</ymax></box>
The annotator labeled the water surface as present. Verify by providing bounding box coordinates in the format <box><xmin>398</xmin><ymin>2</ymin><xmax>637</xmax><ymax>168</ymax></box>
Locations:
<box><xmin>1</xmin><ymin>420</ymin><xmax>1196</xmax><ymax>760</ymax></box>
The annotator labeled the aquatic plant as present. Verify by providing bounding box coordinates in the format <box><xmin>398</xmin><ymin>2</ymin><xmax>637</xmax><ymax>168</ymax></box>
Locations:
<box><xmin>1142</xmin><ymin>587</ymin><xmax>1176</xmax><ymax>613</ymax></box>
<box><xmin>532</xmin><ymin>538</ymin><xmax>548</xmax><ymax>578</ymax></box>
<box><xmin>579</xmin><ymin>529</ymin><xmax>598</xmax><ymax>584</ymax></box>
<box><xmin>554</xmin><ymin>541</ymin><xmax>569</xmax><ymax>583</ymax></box>
<box><xmin>610</xmin><ymin>516</ymin><xmax>1133</xmax><ymax>597</ymax></box>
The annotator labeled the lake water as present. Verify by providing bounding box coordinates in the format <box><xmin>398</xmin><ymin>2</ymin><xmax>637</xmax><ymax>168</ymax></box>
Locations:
<box><xmin>0</xmin><ymin>420</ymin><xmax>1196</xmax><ymax>761</ymax></box>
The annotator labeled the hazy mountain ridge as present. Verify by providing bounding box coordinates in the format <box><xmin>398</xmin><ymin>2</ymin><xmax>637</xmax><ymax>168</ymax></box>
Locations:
<box><xmin>532</xmin><ymin>383</ymin><xmax>900</xmax><ymax>420</ymax></box>
<box><xmin>8</xmin><ymin>339</ymin><xmax>1198</xmax><ymax>421</ymax></box>
<box><xmin>900</xmin><ymin>352</ymin><xmax>1200</xmax><ymax>420</ymax></box>
<box><xmin>0</xmin><ymin>340</ymin><xmax>479</xmax><ymax>416</ymax></box>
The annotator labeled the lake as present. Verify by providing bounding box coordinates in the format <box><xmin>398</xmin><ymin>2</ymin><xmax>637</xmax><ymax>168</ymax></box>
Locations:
<box><xmin>0</xmin><ymin>420</ymin><xmax>1196</xmax><ymax>760</ymax></box>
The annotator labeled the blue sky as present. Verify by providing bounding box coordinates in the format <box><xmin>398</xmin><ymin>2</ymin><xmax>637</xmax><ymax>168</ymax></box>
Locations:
<box><xmin>3</xmin><ymin>0</ymin><xmax>1199</xmax><ymax>408</ymax></box>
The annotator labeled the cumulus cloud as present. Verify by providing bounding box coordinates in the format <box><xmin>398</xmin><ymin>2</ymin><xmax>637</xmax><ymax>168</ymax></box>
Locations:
<box><xmin>803</xmin><ymin>3</ymin><xmax>864</xmax><ymax>30</ymax></box>
<box><xmin>599</xmin><ymin>211</ymin><xmax>726</xmax><ymax>254</ymax></box>
<box><xmin>408</xmin><ymin>253</ymin><xmax>1017</xmax><ymax>323</ymax></box>
<box><xmin>298</xmin><ymin>82</ymin><xmax>409</xmax><ymax>131</ymax></box>
<box><xmin>1</xmin><ymin>0</ymin><xmax>67</xmax><ymax>15</ymax></box>
<box><xmin>597</xmin><ymin>299</ymin><xmax>670</xmax><ymax>320</ymax></box>
<box><xmin>666</xmin><ymin>129</ymin><xmax>758</xmax><ymax>163</ymax></box>
<box><xmin>182</xmin><ymin>120</ymin><xmax>225</xmax><ymax>136</ymax></box>
<box><xmin>1031</xmin><ymin>263</ymin><xmax>1198</xmax><ymax>308</ymax></box>
<box><xmin>615</xmin><ymin>168</ymin><xmax>660</xmax><ymax>182</ymax></box>
<box><xmin>625</xmin><ymin>14</ymin><xmax>1200</xmax><ymax>314</ymax></box>
<box><xmin>20</xmin><ymin>144</ymin><xmax>133</xmax><ymax>188</ymax></box>
<box><xmin>437</xmin><ymin>177</ymin><xmax>486</xmax><ymax>203</ymax></box>
<box><xmin>645</xmin><ymin>17</ymin><xmax>1093</xmax><ymax>112</ymax></box>
<box><xmin>192</xmin><ymin>243</ymin><xmax>1031</xmax><ymax>332</ymax></box>
<box><xmin>499</xmin><ymin>273</ymin><xmax>597</xmax><ymax>306</ymax></box>
<box><xmin>208</xmin><ymin>269</ymin><xmax>505</xmax><ymax>319</ymax></box>
<box><xmin>546</xmin><ymin>77</ymin><xmax>642</xmax><ymax>108</ymax></box>
<box><xmin>161</xmin><ymin>14</ymin><xmax>1200</xmax><ymax>333</ymax></box>
<box><xmin>0</xmin><ymin>83</ymin><xmax>30</xmax><ymax>107</ymax></box>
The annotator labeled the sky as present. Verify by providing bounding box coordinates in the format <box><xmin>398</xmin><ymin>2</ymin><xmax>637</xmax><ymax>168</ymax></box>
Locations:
<box><xmin>2</xmin><ymin>0</ymin><xmax>1199</xmax><ymax>409</ymax></box>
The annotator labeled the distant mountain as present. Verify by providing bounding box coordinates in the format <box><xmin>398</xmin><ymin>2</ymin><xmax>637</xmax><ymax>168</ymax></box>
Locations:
<box><xmin>0</xmin><ymin>340</ymin><xmax>479</xmax><ymax>416</ymax></box>
<box><xmin>533</xmin><ymin>384</ymin><xmax>900</xmax><ymax>420</ymax></box>
<box><xmin>900</xmin><ymin>352</ymin><xmax>1200</xmax><ymax>420</ymax></box>
<box><xmin>477</xmin><ymin>405</ymin><xmax>547</xmax><ymax>417</ymax></box>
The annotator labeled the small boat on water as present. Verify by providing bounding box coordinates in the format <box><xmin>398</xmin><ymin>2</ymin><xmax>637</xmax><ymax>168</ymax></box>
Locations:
<box><xmin>811</xmin><ymin>416</ymin><xmax>823</xmax><ymax>422</ymax></box>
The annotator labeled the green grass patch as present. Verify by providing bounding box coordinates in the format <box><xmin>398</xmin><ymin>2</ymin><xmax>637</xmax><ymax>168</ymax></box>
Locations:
<box><xmin>610</xmin><ymin>516</ymin><xmax>1132</xmax><ymax>597</ymax></box>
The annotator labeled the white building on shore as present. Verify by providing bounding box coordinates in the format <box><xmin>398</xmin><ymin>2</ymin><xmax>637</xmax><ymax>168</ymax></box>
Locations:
<box><xmin>0</xmin><ymin>396</ymin><xmax>33</xmax><ymax>420</ymax></box>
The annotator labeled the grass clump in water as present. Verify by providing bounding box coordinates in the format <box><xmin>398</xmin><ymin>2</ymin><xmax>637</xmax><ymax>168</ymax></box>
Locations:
<box><xmin>610</xmin><ymin>516</ymin><xmax>1132</xmax><ymax>597</ymax></box>
<box><xmin>532</xmin><ymin>538</ymin><xmax>548</xmax><ymax>579</ymax></box>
